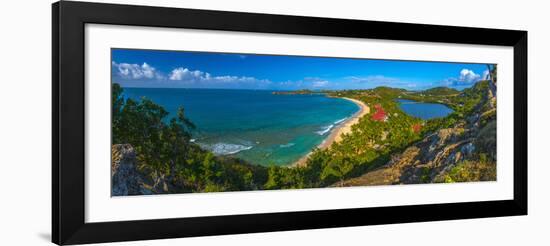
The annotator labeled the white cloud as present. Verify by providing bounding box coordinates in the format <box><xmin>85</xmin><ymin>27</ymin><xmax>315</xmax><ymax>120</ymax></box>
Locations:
<box><xmin>168</xmin><ymin>67</ymin><xmax>271</xmax><ymax>89</ymax></box>
<box><xmin>441</xmin><ymin>68</ymin><xmax>484</xmax><ymax>87</ymax></box>
<box><xmin>274</xmin><ymin>77</ymin><xmax>331</xmax><ymax>89</ymax></box>
<box><xmin>112</xmin><ymin>62</ymin><xmax>271</xmax><ymax>89</ymax></box>
<box><xmin>141</xmin><ymin>63</ymin><xmax>158</xmax><ymax>79</ymax></box>
<box><xmin>312</xmin><ymin>81</ymin><xmax>329</xmax><ymax>87</ymax></box>
<box><xmin>169</xmin><ymin>68</ymin><xmax>207</xmax><ymax>81</ymax></box>
<box><xmin>303</xmin><ymin>77</ymin><xmax>330</xmax><ymax>88</ymax></box>
<box><xmin>112</xmin><ymin>62</ymin><xmax>163</xmax><ymax>80</ymax></box>
<box><xmin>459</xmin><ymin>69</ymin><xmax>481</xmax><ymax>82</ymax></box>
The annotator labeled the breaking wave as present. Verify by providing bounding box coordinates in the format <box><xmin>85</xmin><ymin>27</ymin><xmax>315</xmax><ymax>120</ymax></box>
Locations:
<box><xmin>202</xmin><ymin>143</ymin><xmax>253</xmax><ymax>155</ymax></box>
<box><xmin>334</xmin><ymin>117</ymin><xmax>348</xmax><ymax>125</ymax></box>
<box><xmin>316</xmin><ymin>124</ymin><xmax>334</xmax><ymax>135</ymax></box>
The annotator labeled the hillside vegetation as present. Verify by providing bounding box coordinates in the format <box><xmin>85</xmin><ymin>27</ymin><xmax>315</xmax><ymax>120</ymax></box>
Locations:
<box><xmin>423</xmin><ymin>87</ymin><xmax>460</xmax><ymax>96</ymax></box>
<box><xmin>111</xmin><ymin>66</ymin><xmax>497</xmax><ymax>195</ymax></box>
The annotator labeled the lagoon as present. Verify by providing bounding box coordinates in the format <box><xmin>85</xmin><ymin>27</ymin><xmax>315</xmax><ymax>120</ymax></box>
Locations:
<box><xmin>397</xmin><ymin>99</ymin><xmax>454</xmax><ymax>120</ymax></box>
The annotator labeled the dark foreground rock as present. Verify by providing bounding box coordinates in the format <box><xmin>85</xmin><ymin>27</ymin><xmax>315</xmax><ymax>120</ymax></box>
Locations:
<box><xmin>111</xmin><ymin>144</ymin><xmax>147</xmax><ymax>196</ymax></box>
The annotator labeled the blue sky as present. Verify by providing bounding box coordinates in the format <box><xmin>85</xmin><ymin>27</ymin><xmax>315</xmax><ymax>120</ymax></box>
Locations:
<box><xmin>112</xmin><ymin>49</ymin><xmax>492</xmax><ymax>90</ymax></box>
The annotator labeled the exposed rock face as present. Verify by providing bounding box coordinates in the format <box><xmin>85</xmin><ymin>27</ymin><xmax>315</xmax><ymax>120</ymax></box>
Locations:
<box><xmin>398</xmin><ymin>128</ymin><xmax>474</xmax><ymax>184</ymax></box>
<box><xmin>111</xmin><ymin>144</ymin><xmax>175</xmax><ymax>195</ymax></box>
<box><xmin>341</xmin><ymin>125</ymin><xmax>474</xmax><ymax>186</ymax></box>
<box><xmin>111</xmin><ymin>144</ymin><xmax>146</xmax><ymax>196</ymax></box>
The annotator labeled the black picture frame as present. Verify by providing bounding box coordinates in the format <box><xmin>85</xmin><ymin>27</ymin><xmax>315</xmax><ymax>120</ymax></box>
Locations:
<box><xmin>52</xmin><ymin>1</ymin><xmax>527</xmax><ymax>245</ymax></box>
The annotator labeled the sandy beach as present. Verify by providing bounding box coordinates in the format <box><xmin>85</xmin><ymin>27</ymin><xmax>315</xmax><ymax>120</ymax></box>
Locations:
<box><xmin>292</xmin><ymin>97</ymin><xmax>370</xmax><ymax>167</ymax></box>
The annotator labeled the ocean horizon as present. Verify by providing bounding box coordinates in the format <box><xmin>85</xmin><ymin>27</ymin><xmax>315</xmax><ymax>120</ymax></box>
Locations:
<box><xmin>121</xmin><ymin>87</ymin><xmax>359</xmax><ymax>166</ymax></box>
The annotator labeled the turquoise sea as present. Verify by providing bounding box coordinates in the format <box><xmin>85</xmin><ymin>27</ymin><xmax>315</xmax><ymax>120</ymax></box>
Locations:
<box><xmin>122</xmin><ymin>88</ymin><xmax>359</xmax><ymax>166</ymax></box>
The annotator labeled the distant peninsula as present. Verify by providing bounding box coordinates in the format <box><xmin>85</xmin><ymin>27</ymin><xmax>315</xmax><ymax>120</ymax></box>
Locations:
<box><xmin>272</xmin><ymin>89</ymin><xmax>319</xmax><ymax>95</ymax></box>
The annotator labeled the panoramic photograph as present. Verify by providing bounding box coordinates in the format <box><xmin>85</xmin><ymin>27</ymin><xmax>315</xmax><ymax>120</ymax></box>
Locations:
<box><xmin>110</xmin><ymin>48</ymin><xmax>497</xmax><ymax>196</ymax></box>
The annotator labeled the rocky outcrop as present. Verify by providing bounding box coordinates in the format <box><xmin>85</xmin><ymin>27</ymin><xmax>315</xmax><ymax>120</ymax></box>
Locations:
<box><xmin>111</xmin><ymin>144</ymin><xmax>148</xmax><ymax>196</ymax></box>
<box><xmin>398</xmin><ymin>128</ymin><xmax>474</xmax><ymax>184</ymax></box>
<box><xmin>341</xmin><ymin>125</ymin><xmax>475</xmax><ymax>186</ymax></box>
<box><xmin>111</xmin><ymin>144</ymin><xmax>180</xmax><ymax>195</ymax></box>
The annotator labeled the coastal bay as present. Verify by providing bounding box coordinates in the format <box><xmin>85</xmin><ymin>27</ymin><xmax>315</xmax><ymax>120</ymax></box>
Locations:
<box><xmin>122</xmin><ymin>88</ymin><xmax>359</xmax><ymax>166</ymax></box>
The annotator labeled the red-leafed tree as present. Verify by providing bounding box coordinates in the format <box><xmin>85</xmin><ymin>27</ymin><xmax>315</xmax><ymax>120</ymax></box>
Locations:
<box><xmin>371</xmin><ymin>104</ymin><xmax>387</xmax><ymax>122</ymax></box>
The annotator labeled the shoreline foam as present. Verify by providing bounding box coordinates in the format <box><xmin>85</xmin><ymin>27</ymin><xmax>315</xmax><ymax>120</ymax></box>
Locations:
<box><xmin>201</xmin><ymin>142</ymin><xmax>253</xmax><ymax>155</ymax></box>
<box><xmin>292</xmin><ymin>97</ymin><xmax>370</xmax><ymax>167</ymax></box>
